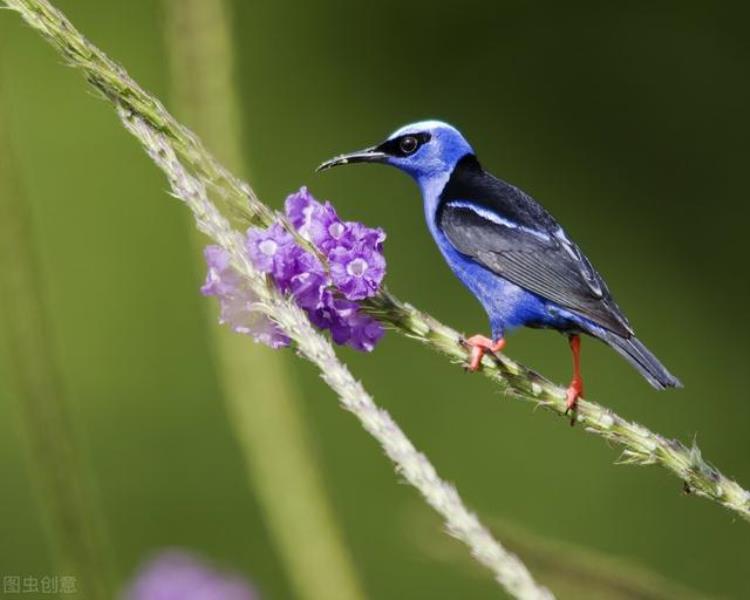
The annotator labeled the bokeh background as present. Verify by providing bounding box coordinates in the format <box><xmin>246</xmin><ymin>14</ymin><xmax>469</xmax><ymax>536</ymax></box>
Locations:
<box><xmin>1</xmin><ymin>1</ymin><xmax>749</xmax><ymax>598</ymax></box>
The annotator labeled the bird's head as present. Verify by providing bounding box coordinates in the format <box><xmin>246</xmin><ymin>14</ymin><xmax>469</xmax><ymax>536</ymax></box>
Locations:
<box><xmin>317</xmin><ymin>120</ymin><xmax>474</xmax><ymax>184</ymax></box>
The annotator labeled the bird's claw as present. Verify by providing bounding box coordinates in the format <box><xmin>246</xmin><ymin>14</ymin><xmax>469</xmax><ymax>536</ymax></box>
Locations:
<box><xmin>463</xmin><ymin>335</ymin><xmax>506</xmax><ymax>371</ymax></box>
<box><xmin>564</xmin><ymin>377</ymin><xmax>584</xmax><ymax>425</ymax></box>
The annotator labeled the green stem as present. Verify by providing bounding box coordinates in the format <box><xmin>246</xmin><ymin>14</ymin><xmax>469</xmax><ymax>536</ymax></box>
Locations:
<box><xmin>3</xmin><ymin>0</ymin><xmax>748</xmax><ymax>523</ymax></box>
<box><xmin>162</xmin><ymin>2</ymin><xmax>367</xmax><ymax>599</ymax></box>
<box><xmin>0</xmin><ymin>66</ymin><xmax>112</xmax><ymax>598</ymax></box>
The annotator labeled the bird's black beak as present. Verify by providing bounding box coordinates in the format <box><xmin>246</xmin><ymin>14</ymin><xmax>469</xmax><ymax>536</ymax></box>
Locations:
<box><xmin>316</xmin><ymin>146</ymin><xmax>387</xmax><ymax>172</ymax></box>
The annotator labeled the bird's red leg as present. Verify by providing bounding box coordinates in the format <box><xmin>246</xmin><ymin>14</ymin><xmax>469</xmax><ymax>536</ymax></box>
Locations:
<box><xmin>464</xmin><ymin>335</ymin><xmax>506</xmax><ymax>371</ymax></box>
<box><xmin>565</xmin><ymin>334</ymin><xmax>584</xmax><ymax>412</ymax></box>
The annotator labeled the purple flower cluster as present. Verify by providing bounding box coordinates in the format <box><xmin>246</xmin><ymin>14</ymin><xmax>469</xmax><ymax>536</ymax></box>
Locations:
<box><xmin>202</xmin><ymin>187</ymin><xmax>385</xmax><ymax>352</ymax></box>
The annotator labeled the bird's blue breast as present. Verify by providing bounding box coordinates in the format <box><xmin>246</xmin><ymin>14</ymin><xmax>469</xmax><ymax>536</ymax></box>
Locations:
<box><xmin>411</xmin><ymin>149</ymin><xmax>587</xmax><ymax>338</ymax></box>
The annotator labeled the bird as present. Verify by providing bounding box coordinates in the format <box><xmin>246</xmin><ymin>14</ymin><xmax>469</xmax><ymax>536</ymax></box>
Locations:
<box><xmin>317</xmin><ymin>120</ymin><xmax>682</xmax><ymax>410</ymax></box>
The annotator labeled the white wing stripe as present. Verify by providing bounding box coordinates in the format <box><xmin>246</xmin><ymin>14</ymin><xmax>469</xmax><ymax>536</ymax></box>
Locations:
<box><xmin>447</xmin><ymin>200</ymin><xmax>551</xmax><ymax>241</ymax></box>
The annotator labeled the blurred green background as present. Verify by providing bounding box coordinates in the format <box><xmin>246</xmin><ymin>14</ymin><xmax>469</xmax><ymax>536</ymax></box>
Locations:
<box><xmin>1</xmin><ymin>1</ymin><xmax>749</xmax><ymax>598</ymax></box>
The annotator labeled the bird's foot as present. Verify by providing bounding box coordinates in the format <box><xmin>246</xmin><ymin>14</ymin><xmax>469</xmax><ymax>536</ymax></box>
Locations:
<box><xmin>564</xmin><ymin>334</ymin><xmax>584</xmax><ymax>425</ymax></box>
<box><xmin>564</xmin><ymin>377</ymin><xmax>584</xmax><ymax>414</ymax></box>
<box><xmin>464</xmin><ymin>335</ymin><xmax>506</xmax><ymax>371</ymax></box>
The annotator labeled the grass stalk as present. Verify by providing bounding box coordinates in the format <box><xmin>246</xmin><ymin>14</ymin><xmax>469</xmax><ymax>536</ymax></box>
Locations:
<box><xmin>162</xmin><ymin>2</ymin><xmax>367</xmax><ymax>598</ymax></box>
<box><xmin>0</xmin><ymin>68</ymin><xmax>112</xmax><ymax>598</ymax></box>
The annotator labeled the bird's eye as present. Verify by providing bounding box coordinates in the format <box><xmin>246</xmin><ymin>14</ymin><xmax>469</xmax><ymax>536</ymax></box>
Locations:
<box><xmin>399</xmin><ymin>136</ymin><xmax>419</xmax><ymax>154</ymax></box>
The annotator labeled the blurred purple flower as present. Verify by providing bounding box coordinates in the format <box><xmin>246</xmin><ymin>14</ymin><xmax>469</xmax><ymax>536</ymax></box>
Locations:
<box><xmin>203</xmin><ymin>187</ymin><xmax>386</xmax><ymax>352</ymax></box>
<box><xmin>123</xmin><ymin>549</ymin><xmax>259</xmax><ymax>600</ymax></box>
<box><xmin>201</xmin><ymin>245</ymin><xmax>241</xmax><ymax>298</ymax></box>
<box><xmin>201</xmin><ymin>246</ymin><xmax>289</xmax><ymax>349</ymax></box>
<box><xmin>329</xmin><ymin>245</ymin><xmax>386</xmax><ymax>301</ymax></box>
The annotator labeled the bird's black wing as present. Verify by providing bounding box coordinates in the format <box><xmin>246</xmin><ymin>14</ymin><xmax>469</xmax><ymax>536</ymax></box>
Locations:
<box><xmin>438</xmin><ymin>156</ymin><xmax>633</xmax><ymax>337</ymax></box>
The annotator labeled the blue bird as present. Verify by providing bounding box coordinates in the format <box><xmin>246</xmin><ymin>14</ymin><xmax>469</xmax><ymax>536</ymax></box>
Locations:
<box><xmin>318</xmin><ymin>121</ymin><xmax>682</xmax><ymax>409</ymax></box>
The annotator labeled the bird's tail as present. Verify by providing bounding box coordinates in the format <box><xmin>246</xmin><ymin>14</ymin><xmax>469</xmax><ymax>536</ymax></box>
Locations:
<box><xmin>594</xmin><ymin>329</ymin><xmax>682</xmax><ymax>390</ymax></box>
